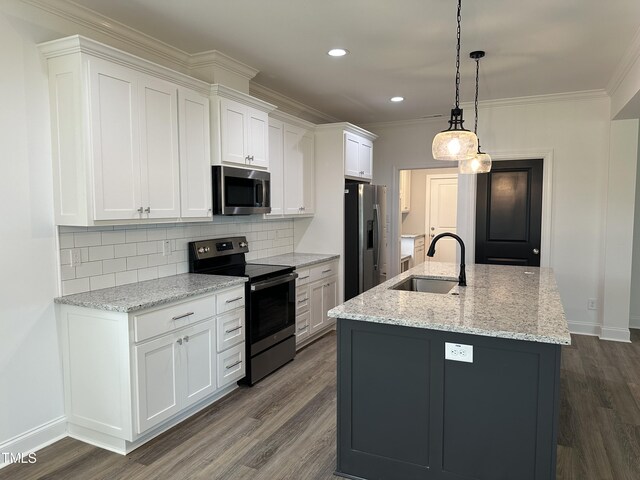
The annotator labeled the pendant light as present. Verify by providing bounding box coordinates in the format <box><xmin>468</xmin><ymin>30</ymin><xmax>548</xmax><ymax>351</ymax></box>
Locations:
<box><xmin>459</xmin><ymin>51</ymin><xmax>492</xmax><ymax>174</ymax></box>
<box><xmin>432</xmin><ymin>0</ymin><xmax>478</xmax><ymax>161</ymax></box>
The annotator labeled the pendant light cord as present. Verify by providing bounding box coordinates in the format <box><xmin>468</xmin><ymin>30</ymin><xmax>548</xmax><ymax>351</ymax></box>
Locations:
<box><xmin>474</xmin><ymin>56</ymin><xmax>479</xmax><ymax>135</ymax></box>
<box><xmin>454</xmin><ymin>0</ymin><xmax>462</xmax><ymax>108</ymax></box>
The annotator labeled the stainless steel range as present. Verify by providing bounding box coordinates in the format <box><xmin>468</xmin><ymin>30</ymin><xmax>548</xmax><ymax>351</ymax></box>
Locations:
<box><xmin>188</xmin><ymin>236</ymin><xmax>297</xmax><ymax>385</ymax></box>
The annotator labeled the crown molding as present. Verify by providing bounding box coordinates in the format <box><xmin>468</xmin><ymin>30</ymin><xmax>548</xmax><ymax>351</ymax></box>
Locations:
<box><xmin>250</xmin><ymin>82</ymin><xmax>340</xmax><ymax>124</ymax></box>
<box><xmin>466</xmin><ymin>89</ymin><xmax>609</xmax><ymax>110</ymax></box>
<box><xmin>39</xmin><ymin>35</ymin><xmax>210</xmax><ymax>94</ymax></box>
<box><xmin>189</xmin><ymin>50</ymin><xmax>258</xmax><ymax>81</ymax></box>
<box><xmin>268</xmin><ymin>109</ymin><xmax>317</xmax><ymax>130</ymax></box>
<box><xmin>315</xmin><ymin>122</ymin><xmax>378</xmax><ymax>141</ymax></box>
<box><xmin>606</xmin><ymin>25</ymin><xmax>640</xmax><ymax>97</ymax></box>
<box><xmin>362</xmin><ymin>116</ymin><xmax>445</xmax><ymax>130</ymax></box>
<box><xmin>210</xmin><ymin>84</ymin><xmax>277</xmax><ymax>113</ymax></box>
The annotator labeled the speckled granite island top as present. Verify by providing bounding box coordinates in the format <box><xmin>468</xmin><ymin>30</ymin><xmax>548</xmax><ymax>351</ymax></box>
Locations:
<box><xmin>54</xmin><ymin>274</ymin><xmax>247</xmax><ymax>313</ymax></box>
<box><xmin>257</xmin><ymin>252</ymin><xmax>339</xmax><ymax>269</ymax></box>
<box><xmin>328</xmin><ymin>262</ymin><xmax>571</xmax><ymax>345</ymax></box>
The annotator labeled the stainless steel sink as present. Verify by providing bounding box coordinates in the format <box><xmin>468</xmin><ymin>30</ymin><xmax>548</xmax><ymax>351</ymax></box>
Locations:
<box><xmin>390</xmin><ymin>276</ymin><xmax>458</xmax><ymax>294</ymax></box>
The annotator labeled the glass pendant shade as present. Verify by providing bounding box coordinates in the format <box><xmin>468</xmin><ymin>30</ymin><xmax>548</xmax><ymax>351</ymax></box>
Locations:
<box><xmin>432</xmin><ymin>108</ymin><xmax>478</xmax><ymax>161</ymax></box>
<box><xmin>458</xmin><ymin>151</ymin><xmax>492</xmax><ymax>174</ymax></box>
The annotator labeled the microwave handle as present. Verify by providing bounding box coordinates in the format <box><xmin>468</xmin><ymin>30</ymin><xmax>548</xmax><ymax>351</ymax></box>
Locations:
<box><xmin>256</xmin><ymin>183</ymin><xmax>263</xmax><ymax>205</ymax></box>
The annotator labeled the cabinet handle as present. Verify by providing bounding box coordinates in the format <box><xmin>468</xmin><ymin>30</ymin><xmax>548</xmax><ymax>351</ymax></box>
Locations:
<box><xmin>225</xmin><ymin>325</ymin><xmax>242</xmax><ymax>333</ymax></box>
<box><xmin>322</xmin><ymin>269</ymin><xmax>332</xmax><ymax>273</ymax></box>
<box><xmin>183</xmin><ymin>335</ymin><xmax>189</xmax><ymax>342</ymax></box>
<box><xmin>298</xmin><ymin>298</ymin><xmax>308</xmax><ymax>303</ymax></box>
<box><xmin>226</xmin><ymin>360</ymin><xmax>242</xmax><ymax>370</ymax></box>
<box><xmin>137</xmin><ymin>207</ymin><xmax>144</xmax><ymax>214</ymax></box>
<box><xmin>176</xmin><ymin>338</ymin><xmax>183</xmax><ymax>345</ymax></box>
<box><xmin>172</xmin><ymin>311</ymin><xmax>194</xmax><ymax>321</ymax></box>
<box><xmin>144</xmin><ymin>207</ymin><xmax>150</xmax><ymax>213</ymax></box>
<box><xmin>250</xmin><ymin>155</ymin><xmax>255</xmax><ymax>161</ymax></box>
<box><xmin>299</xmin><ymin>275</ymin><xmax>309</xmax><ymax>280</ymax></box>
<box><xmin>298</xmin><ymin>326</ymin><xmax>308</xmax><ymax>331</ymax></box>
<box><xmin>225</xmin><ymin>297</ymin><xmax>243</xmax><ymax>304</ymax></box>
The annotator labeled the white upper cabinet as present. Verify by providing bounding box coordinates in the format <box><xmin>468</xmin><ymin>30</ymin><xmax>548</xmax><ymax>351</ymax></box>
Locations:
<box><xmin>211</xmin><ymin>85</ymin><xmax>275</xmax><ymax>171</ymax></box>
<box><xmin>179</xmin><ymin>89</ymin><xmax>212</xmax><ymax>218</ymax></box>
<box><xmin>267</xmin><ymin>113</ymin><xmax>315</xmax><ymax>218</ymax></box>
<box><xmin>40</xmin><ymin>36</ymin><xmax>212</xmax><ymax>226</ymax></box>
<box><xmin>344</xmin><ymin>131</ymin><xmax>374</xmax><ymax>181</ymax></box>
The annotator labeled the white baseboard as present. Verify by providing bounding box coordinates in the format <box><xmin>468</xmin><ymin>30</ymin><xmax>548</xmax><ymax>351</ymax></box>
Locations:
<box><xmin>600</xmin><ymin>326</ymin><xmax>632</xmax><ymax>343</ymax></box>
<box><xmin>0</xmin><ymin>416</ymin><xmax>66</xmax><ymax>469</ymax></box>
<box><xmin>630</xmin><ymin>315</ymin><xmax>640</xmax><ymax>329</ymax></box>
<box><xmin>567</xmin><ymin>320</ymin><xmax>601</xmax><ymax>337</ymax></box>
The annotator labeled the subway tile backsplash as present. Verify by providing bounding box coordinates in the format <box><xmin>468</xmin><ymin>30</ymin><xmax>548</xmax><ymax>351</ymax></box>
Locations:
<box><xmin>58</xmin><ymin>216</ymin><xmax>294</xmax><ymax>295</ymax></box>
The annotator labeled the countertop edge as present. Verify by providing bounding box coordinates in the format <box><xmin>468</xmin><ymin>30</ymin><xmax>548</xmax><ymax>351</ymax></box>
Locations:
<box><xmin>329</xmin><ymin>310</ymin><xmax>571</xmax><ymax>346</ymax></box>
<box><xmin>257</xmin><ymin>253</ymin><xmax>340</xmax><ymax>269</ymax></box>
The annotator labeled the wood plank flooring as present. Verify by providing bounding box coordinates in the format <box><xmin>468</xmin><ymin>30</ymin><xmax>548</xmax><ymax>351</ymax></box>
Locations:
<box><xmin>2</xmin><ymin>330</ymin><xmax>640</xmax><ymax>480</ymax></box>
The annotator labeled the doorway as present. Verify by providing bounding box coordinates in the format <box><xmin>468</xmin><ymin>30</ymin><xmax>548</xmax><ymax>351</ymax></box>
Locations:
<box><xmin>475</xmin><ymin>159</ymin><xmax>544</xmax><ymax>266</ymax></box>
<box><xmin>398</xmin><ymin>167</ymin><xmax>458</xmax><ymax>272</ymax></box>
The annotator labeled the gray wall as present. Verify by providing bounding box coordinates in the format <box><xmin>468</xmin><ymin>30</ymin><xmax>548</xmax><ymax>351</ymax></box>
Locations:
<box><xmin>630</xmin><ymin>122</ymin><xmax>640</xmax><ymax>328</ymax></box>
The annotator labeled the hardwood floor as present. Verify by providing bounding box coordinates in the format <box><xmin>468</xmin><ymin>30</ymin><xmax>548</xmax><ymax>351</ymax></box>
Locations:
<box><xmin>2</xmin><ymin>330</ymin><xmax>640</xmax><ymax>480</ymax></box>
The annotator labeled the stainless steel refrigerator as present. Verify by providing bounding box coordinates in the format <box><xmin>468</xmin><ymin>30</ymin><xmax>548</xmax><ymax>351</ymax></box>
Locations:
<box><xmin>344</xmin><ymin>183</ymin><xmax>387</xmax><ymax>301</ymax></box>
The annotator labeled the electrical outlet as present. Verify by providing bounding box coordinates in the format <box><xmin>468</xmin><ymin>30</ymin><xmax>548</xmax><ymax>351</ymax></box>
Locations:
<box><xmin>587</xmin><ymin>298</ymin><xmax>597</xmax><ymax>310</ymax></box>
<box><xmin>69</xmin><ymin>248</ymin><xmax>82</xmax><ymax>267</ymax></box>
<box><xmin>162</xmin><ymin>240</ymin><xmax>171</xmax><ymax>257</ymax></box>
<box><xmin>445</xmin><ymin>342</ymin><xmax>473</xmax><ymax>363</ymax></box>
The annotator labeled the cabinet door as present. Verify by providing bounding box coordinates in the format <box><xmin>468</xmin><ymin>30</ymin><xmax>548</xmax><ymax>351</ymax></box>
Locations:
<box><xmin>359</xmin><ymin>139</ymin><xmax>373</xmax><ymax>180</ymax></box>
<box><xmin>344</xmin><ymin>132</ymin><xmax>360</xmax><ymax>178</ymax></box>
<box><xmin>267</xmin><ymin>119</ymin><xmax>284</xmax><ymax>216</ymax></box>
<box><xmin>247</xmin><ymin>108</ymin><xmax>269</xmax><ymax>169</ymax></box>
<box><xmin>300</xmin><ymin>131</ymin><xmax>315</xmax><ymax>214</ymax></box>
<box><xmin>323</xmin><ymin>276</ymin><xmax>338</xmax><ymax>327</ymax></box>
<box><xmin>400</xmin><ymin>170</ymin><xmax>411</xmax><ymax>213</ymax></box>
<box><xmin>296</xmin><ymin>310</ymin><xmax>310</xmax><ymax>345</ymax></box>
<box><xmin>217</xmin><ymin>342</ymin><xmax>246</xmax><ymax>388</ymax></box>
<box><xmin>181</xmin><ymin>320</ymin><xmax>217</xmax><ymax>409</ymax></box>
<box><xmin>179</xmin><ymin>89</ymin><xmax>212</xmax><ymax>218</ymax></box>
<box><xmin>134</xmin><ymin>334</ymin><xmax>180</xmax><ymax>434</ymax></box>
<box><xmin>89</xmin><ymin>58</ymin><xmax>142</xmax><ymax>221</ymax></box>
<box><xmin>139</xmin><ymin>75</ymin><xmax>180</xmax><ymax>219</ymax></box>
<box><xmin>220</xmin><ymin>97</ymin><xmax>247</xmax><ymax>166</ymax></box>
<box><xmin>309</xmin><ymin>280</ymin><xmax>325</xmax><ymax>334</ymax></box>
<box><xmin>283</xmin><ymin>124</ymin><xmax>303</xmax><ymax>215</ymax></box>
<box><xmin>414</xmin><ymin>245</ymin><xmax>425</xmax><ymax>265</ymax></box>
<box><xmin>216</xmin><ymin>308</ymin><xmax>245</xmax><ymax>353</ymax></box>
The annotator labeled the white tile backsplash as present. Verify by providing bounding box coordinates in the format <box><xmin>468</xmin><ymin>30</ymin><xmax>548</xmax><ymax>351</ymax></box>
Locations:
<box><xmin>57</xmin><ymin>217</ymin><xmax>295</xmax><ymax>294</ymax></box>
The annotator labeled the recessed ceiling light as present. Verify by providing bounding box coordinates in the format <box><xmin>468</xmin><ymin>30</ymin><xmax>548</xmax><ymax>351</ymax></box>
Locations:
<box><xmin>328</xmin><ymin>48</ymin><xmax>348</xmax><ymax>57</ymax></box>
<box><xmin>390</xmin><ymin>96</ymin><xmax>404</xmax><ymax>102</ymax></box>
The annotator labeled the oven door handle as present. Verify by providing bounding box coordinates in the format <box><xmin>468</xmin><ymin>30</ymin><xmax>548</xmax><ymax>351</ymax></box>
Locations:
<box><xmin>251</xmin><ymin>272</ymin><xmax>298</xmax><ymax>291</ymax></box>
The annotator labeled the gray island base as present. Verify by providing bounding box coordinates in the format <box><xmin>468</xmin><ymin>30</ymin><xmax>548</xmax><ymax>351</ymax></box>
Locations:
<box><xmin>330</xmin><ymin>262</ymin><xmax>570</xmax><ymax>480</ymax></box>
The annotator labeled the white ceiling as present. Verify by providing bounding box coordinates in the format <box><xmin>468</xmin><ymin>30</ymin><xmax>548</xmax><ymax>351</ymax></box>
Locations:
<box><xmin>66</xmin><ymin>0</ymin><xmax>640</xmax><ymax>123</ymax></box>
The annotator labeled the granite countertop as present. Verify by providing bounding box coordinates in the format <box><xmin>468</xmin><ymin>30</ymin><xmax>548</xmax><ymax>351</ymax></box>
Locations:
<box><xmin>257</xmin><ymin>252</ymin><xmax>339</xmax><ymax>269</ymax></box>
<box><xmin>328</xmin><ymin>262</ymin><xmax>571</xmax><ymax>345</ymax></box>
<box><xmin>401</xmin><ymin>233</ymin><xmax>426</xmax><ymax>239</ymax></box>
<box><xmin>54</xmin><ymin>273</ymin><xmax>247</xmax><ymax>313</ymax></box>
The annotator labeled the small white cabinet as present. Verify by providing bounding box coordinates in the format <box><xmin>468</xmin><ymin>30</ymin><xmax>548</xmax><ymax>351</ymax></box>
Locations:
<box><xmin>344</xmin><ymin>132</ymin><xmax>373</xmax><ymax>181</ymax></box>
<box><xmin>40</xmin><ymin>36</ymin><xmax>212</xmax><ymax>226</ymax></box>
<box><xmin>399</xmin><ymin>170</ymin><xmax>412</xmax><ymax>214</ymax></box>
<box><xmin>294</xmin><ymin>260</ymin><xmax>338</xmax><ymax>349</ymax></box>
<box><xmin>211</xmin><ymin>85</ymin><xmax>275</xmax><ymax>170</ymax></box>
<box><xmin>401</xmin><ymin>235</ymin><xmax>426</xmax><ymax>268</ymax></box>
<box><xmin>267</xmin><ymin>114</ymin><xmax>315</xmax><ymax>218</ymax></box>
<box><xmin>57</xmin><ymin>284</ymin><xmax>246</xmax><ymax>454</ymax></box>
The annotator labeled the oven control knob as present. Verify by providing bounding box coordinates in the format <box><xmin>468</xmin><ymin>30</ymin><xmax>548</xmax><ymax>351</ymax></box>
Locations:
<box><xmin>240</xmin><ymin>241</ymin><xmax>248</xmax><ymax>248</ymax></box>
<box><xmin>204</xmin><ymin>247</ymin><xmax>210</xmax><ymax>252</ymax></box>
<box><xmin>198</xmin><ymin>247</ymin><xmax>205</xmax><ymax>254</ymax></box>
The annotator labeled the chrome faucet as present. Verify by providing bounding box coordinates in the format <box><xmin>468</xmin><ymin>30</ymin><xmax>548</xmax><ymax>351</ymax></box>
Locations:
<box><xmin>426</xmin><ymin>233</ymin><xmax>467</xmax><ymax>287</ymax></box>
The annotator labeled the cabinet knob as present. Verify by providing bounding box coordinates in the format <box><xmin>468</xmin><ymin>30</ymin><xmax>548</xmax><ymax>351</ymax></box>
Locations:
<box><xmin>533</xmin><ymin>248</ymin><xmax>540</xmax><ymax>255</ymax></box>
<box><xmin>137</xmin><ymin>207</ymin><xmax>144</xmax><ymax>214</ymax></box>
<box><xmin>144</xmin><ymin>207</ymin><xmax>150</xmax><ymax>213</ymax></box>
<box><xmin>176</xmin><ymin>338</ymin><xmax>183</xmax><ymax>345</ymax></box>
<box><xmin>183</xmin><ymin>335</ymin><xmax>189</xmax><ymax>342</ymax></box>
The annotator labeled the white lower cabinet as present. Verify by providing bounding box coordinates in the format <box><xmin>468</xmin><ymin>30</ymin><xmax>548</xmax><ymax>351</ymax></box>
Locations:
<box><xmin>294</xmin><ymin>260</ymin><xmax>338</xmax><ymax>349</ymax></box>
<box><xmin>57</xmin><ymin>285</ymin><xmax>246</xmax><ymax>454</ymax></box>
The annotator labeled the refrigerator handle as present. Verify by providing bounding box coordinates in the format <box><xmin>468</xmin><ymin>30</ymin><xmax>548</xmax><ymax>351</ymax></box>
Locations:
<box><xmin>373</xmin><ymin>204</ymin><xmax>380</xmax><ymax>270</ymax></box>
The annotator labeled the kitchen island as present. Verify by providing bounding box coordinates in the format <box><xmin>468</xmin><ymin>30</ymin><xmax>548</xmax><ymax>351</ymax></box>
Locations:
<box><xmin>328</xmin><ymin>261</ymin><xmax>570</xmax><ymax>480</ymax></box>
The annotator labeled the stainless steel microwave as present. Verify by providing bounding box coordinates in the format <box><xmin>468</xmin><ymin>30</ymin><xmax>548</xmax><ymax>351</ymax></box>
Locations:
<box><xmin>212</xmin><ymin>166</ymin><xmax>271</xmax><ymax>215</ymax></box>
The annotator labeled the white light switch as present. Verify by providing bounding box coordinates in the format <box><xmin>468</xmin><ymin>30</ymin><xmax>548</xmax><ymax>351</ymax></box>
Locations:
<box><xmin>445</xmin><ymin>342</ymin><xmax>473</xmax><ymax>363</ymax></box>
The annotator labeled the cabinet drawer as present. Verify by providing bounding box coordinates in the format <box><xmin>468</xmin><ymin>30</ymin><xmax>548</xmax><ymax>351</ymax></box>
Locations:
<box><xmin>415</xmin><ymin>236</ymin><xmax>425</xmax><ymax>248</ymax></box>
<box><xmin>296</xmin><ymin>268</ymin><xmax>311</xmax><ymax>286</ymax></box>
<box><xmin>296</xmin><ymin>285</ymin><xmax>310</xmax><ymax>315</ymax></box>
<box><xmin>134</xmin><ymin>295</ymin><xmax>215</xmax><ymax>342</ymax></box>
<box><xmin>309</xmin><ymin>261</ymin><xmax>338</xmax><ymax>283</ymax></box>
<box><xmin>296</xmin><ymin>311</ymin><xmax>310</xmax><ymax>344</ymax></box>
<box><xmin>216</xmin><ymin>309</ymin><xmax>245</xmax><ymax>353</ymax></box>
<box><xmin>217</xmin><ymin>342</ymin><xmax>245</xmax><ymax>388</ymax></box>
<box><xmin>216</xmin><ymin>286</ymin><xmax>245</xmax><ymax>314</ymax></box>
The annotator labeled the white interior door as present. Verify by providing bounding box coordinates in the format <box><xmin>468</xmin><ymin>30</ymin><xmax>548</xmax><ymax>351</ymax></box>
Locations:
<box><xmin>426</xmin><ymin>174</ymin><xmax>458</xmax><ymax>262</ymax></box>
